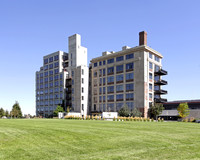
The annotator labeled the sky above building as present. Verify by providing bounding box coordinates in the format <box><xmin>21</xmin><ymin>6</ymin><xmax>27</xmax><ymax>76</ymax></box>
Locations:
<box><xmin>0</xmin><ymin>0</ymin><xmax>200</xmax><ymax>115</ymax></box>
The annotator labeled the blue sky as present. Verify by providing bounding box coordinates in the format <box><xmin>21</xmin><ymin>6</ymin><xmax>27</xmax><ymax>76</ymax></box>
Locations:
<box><xmin>0</xmin><ymin>0</ymin><xmax>200</xmax><ymax>115</ymax></box>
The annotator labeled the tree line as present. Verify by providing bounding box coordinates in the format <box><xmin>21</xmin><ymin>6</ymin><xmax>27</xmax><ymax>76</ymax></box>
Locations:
<box><xmin>0</xmin><ymin>101</ymin><xmax>22</xmax><ymax>118</ymax></box>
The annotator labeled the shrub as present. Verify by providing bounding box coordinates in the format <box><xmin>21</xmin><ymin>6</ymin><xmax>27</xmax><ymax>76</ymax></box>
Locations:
<box><xmin>103</xmin><ymin>117</ymin><xmax>105</xmax><ymax>120</ymax></box>
<box><xmin>161</xmin><ymin>118</ymin><xmax>164</xmax><ymax>122</ymax></box>
<box><xmin>147</xmin><ymin>118</ymin><xmax>150</xmax><ymax>122</ymax></box>
<box><xmin>189</xmin><ymin>117</ymin><xmax>195</xmax><ymax>122</ymax></box>
<box><xmin>113</xmin><ymin>117</ymin><xmax>116</xmax><ymax>121</ymax></box>
<box><xmin>158</xmin><ymin>117</ymin><xmax>161</xmax><ymax>122</ymax></box>
<box><xmin>151</xmin><ymin>118</ymin><xmax>154</xmax><ymax>122</ymax></box>
<box><xmin>95</xmin><ymin>116</ymin><xmax>97</xmax><ymax>120</ymax></box>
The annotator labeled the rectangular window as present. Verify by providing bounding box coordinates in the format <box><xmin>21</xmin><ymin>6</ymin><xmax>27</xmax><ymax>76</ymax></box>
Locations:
<box><xmin>116</xmin><ymin>94</ymin><xmax>123</xmax><ymax>100</ymax></box>
<box><xmin>82</xmin><ymin>78</ymin><xmax>84</xmax><ymax>84</ymax></box>
<box><xmin>107</xmin><ymin>103</ymin><xmax>114</xmax><ymax>112</ymax></box>
<box><xmin>44</xmin><ymin>72</ymin><xmax>48</xmax><ymax>77</ymax></box>
<box><xmin>82</xmin><ymin>96</ymin><xmax>84</xmax><ymax>100</ymax></box>
<box><xmin>155</xmin><ymin>55</ymin><xmax>160</xmax><ymax>62</ymax></box>
<box><xmin>94</xmin><ymin>71</ymin><xmax>97</xmax><ymax>77</ymax></box>
<box><xmin>49</xmin><ymin>64</ymin><xmax>53</xmax><ymax>69</ymax></box>
<box><xmin>126</xmin><ymin>53</ymin><xmax>134</xmax><ymax>59</ymax></box>
<box><xmin>107</xmin><ymin>67</ymin><xmax>114</xmax><ymax>75</ymax></box>
<box><xmin>126</xmin><ymin>73</ymin><xmax>134</xmax><ymax>81</ymax></box>
<box><xmin>116</xmin><ymin>74</ymin><xmax>123</xmax><ymax>82</ymax></box>
<box><xmin>155</xmin><ymin>65</ymin><xmax>160</xmax><ymax>72</ymax></box>
<box><xmin>82</xmin><ymin>69</ymin><xmax>84</xmax><ymax>75</ymax></box>
<box><xmin>54</xmin><ymin>62</ymin><xmax>59</xmax><ymax>68</ymax></box>
<box><xmin>99</xmin><ymin>69</ymin><xmax>102</xmax><ymax>76</ymax></box>
<box><xmin>149</xmin><ymin>83</ymin><xmax>152</xmax><ymax>90</ymax></box>
<box><xmin>149</xmin><ymin>73</ymin><xmax>153</xmax><ymax>80</ymax></box>
<box><xmin>116</xmin><ymin>56</ymin><xmax>124</xmax><ymax>62</ymax></box>
<box><xmin>149</xmin><ymin>62</ymin><xmax>153</xmax><ymax>69</ymax></box>
<box><xmin>94</xmin><ymin>62</ymin><xmax>97</xmax><ymax>67</ymax></box>
<box><xmin>54</xmin><ymin>69</ymin><xmax>59</xmax><ymax>74</ymax></box>
<box><xmin>107</xmin><ymin>95</ymin><xmax>114</xmax><ymax>101</ymax></box>
<box><xmin>99</xmin><ymin>96</ymin><xmax>102</xmax><ymax>102</ymax></box>
<box><xmin>126</xmin><ymin>102</ymin><xmax>134</xmax><ymax>111</ymax></box>
<box><xmin>126</xmin><ymin>93</ymin><xmax>134</xmax><ymax>100</ymax></box>
<box><xmin>116</xmin><ymin>65</ymin><xmax>123</xmax><ymax>73</ymax></box>
<box><xmin>103</xmin><ymin>60</ymin><xmax>106</xmax><ymax>65</ymax></box>
<box><xmin>103</xmin><ymin>78</ymin><xmax>106</xmax><ymax>85</ymax></box>
<box><xmin>99</xmin><ymin>88</ymin><xmax>102</xmax><ymax>94</ymax></box>
<box><xmin>149</xmin><ymin>53</ymin><xmax>152</xmax><ymax>59</ymax></box>
<box><xmin>49</xmin><ymin>57</ymin><xmax>53</xmax><ymax>62</ymax></box>
<box><xmin>149</xmin><ymin>93</ymin><xmax>152</xmax><ymax>99</ymax></box>
<box><xmin>82</xmin><ymin>87</ymin><xmax>84</xmax><ymax>93</ymax></box>
<box><xmin>107</xmin><ymin>76</ymin><xmax>114</xmax><ymax>83</ymax></box>
<box><xmin>40</xmin><ymin>73</ymin><xmax>43</xmax><ymax>77</ymax></box>
<box><xmin>116</xmin><ymin>84</ymin><xmax>123</xmax><ymax>92</ymax></box>
<box><xmin>126</xmin><ymin>83</ymin><xmax>134</xmax><ymax>91</ymax></box>
<box><xmin>107</xmin><ymin>58</ymin><xmax>114</xmax><ymax>64</ymax></box>
<box><xmin>103</xmin><ymin>69</ymin><xmax>106</xmax><ymax>76</ymax></box>
<box><xmin>126</xmin><ymin>63</ymin><xmax>134</xmax><ymax>71</ymax></box>
<box><xmin>116</xmin><ymin>103</ymin><xmax>123</xmax><ymax>111</ymax></box>
<box><xmin>99</xmin><ymin>78</ymin><xmax>102</xmax><ymax>85</ymax></box>
<box><xmin>44</xmin><ymin>58</ymin><xmax>48</xmax><ymax>64</ymax></box>
<box><xmin>54</xmin><ymin>55</ymin><xmax>59</xmax><ymax>61</ymax></box>
<box><xmin>107</xmin><ymin>86</ymin><xmax>114</xmax><ymax>93</ymax></box>
<box><xmin>99</xmin><ymin>61</ymin><xmax>102</xmax><ymax>66</ymax></box>
<box><xmin>44</xmin><ymin>65</ymin><xmax>48</xmax><ymax>70</ymax></box>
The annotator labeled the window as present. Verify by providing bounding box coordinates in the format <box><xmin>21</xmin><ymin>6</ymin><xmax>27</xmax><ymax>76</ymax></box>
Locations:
<box><xmin>40</xmin><ymin>79</ymin><xmax>43</xmax><ymax>83</ymax></box>
<box><xmin>116</xmin><ymin>74</ymin><xmax>123</xmax><ymax>82</ymax></box>
<box><xmin>116</xmin><ymin>84</ymin><xmax>123</xmax><ymax>92</ymax></box>
<box><xmin>82</xmin><ymin>96</ymin><xmax>84</xmax><ymax>100</ymax></box>
<box><xmin>94</xmin><ymin>62</ymin><xmax>97</xmax><ymax>67</ymax></box>
<box><xmin>116</xmin><ymin>103</ymin><xmax>123</xmax><ymax>111</ymax></box>
<box><xmin>99</xmin><ymin>96</ymin><xmax>102</xmax><ymax>102</ymax></box>
<box><xmin>60</xmin><ymin>74</ymin><xmax>63</xmax><ymax>79</ymax></box>
<box><xmin>44</xmin><ymin>65</ymin><xmax>48</xmax><ymax>70</ymax></box>
<box><xmin>103</xmin><ymin>60</ymin><xmax>106</xmax><ymax>65</ymax></box>
<box><xmin>94</xmin><ymin>71</ymin><xmax>97</xmax><ymax>77</ymax></box>
<box><xmin>40</xmin><ymin>73</ymin><xmax>43</xmax><ymax>78</ymax></box>
<box><xmin>107</xmin><ymin>76</ymin><xmax>114</xmax><ymax>83</ymax></box>
<box><xmin>126</xmin><ymin>83</ymin><xmax>134</xmax><ymax>91</ymax></box>
<box><xmin>116</xmin><ymin>65</ymin><xmax>123</xmax><ymax>73</ymax></box>
<box><xmin>155</xmin><ymin>65</ymin><xmax>160</xmax><ymax>72</ymax></box>
<box><xmin>126</xmin><ymin>73</ymin><xmax>134</xmax><ymax>81</ymax></box>
<box><xmin>103</xmin><ymin>96</ymin><xmax>106</xmax><ymax>102</ymax></box>
<box><xmin>45</xmin><ymin>83</ymin><xmax>48</xmax><ymax>88</ymax></box>
<box><xmin>126</xmin><ymin>53</ymin><xmax>134</xmax><ymax>59</ymax></box>
<box><xmin>54</xmin><ymin>69</ymin><xmax>59</xmax><ymax>74</ymax></box>
<box><xmin>116</xmin><ymin>56</ymin><xmax>124</xmax><ymax>62</ymax></box>
<box><xmin>149</xmin><ymin>53</ymin><xmax>152</xmax><ymax>59</ymax></box>
<box><xmin>107</xmin><ymin>95</ymin><xmax>114</xmax><ymax>101</ymax></box>
<box><xmin>149</xmin><ymin>62</ymin><xmax>153</xmax><ymax>69</ymax></box>
<box><xmin>126</xmin><ymin>63</ymin><xmax>134</xmax><ymax>71</ymax></box>
<box><xmin>107</xmin><ymin>67</ymin><xmax>114</xmax><ymax>75</ymax></box>
<box><xmin>107</xmin><ymin>58</ymin><xmax>114</xmax><ymax>64</ymax></box>
<box><xmin>82</xmin><ymin>87</ymin><xmax>84</xmax><ymax>93</ymax></box>
<box><xmin>49</xmin><ymin>70</ymin><xmax>53</xmax><ymax>75</ymax></box>
<box><xmin>82</xmin><ymin>69</ymin><xmax>84</xmax><ymax>75</ymax></box>
<box><xmin>103</xmin><ymin>69</ymin><xmax>106</xmax><ymax>76</ymax></box>
<box><xmin>54</xmin><ymin>55</ymin><xmax>59</xmax><ymax>61</ymax></box>
<box><xmin>116</xmin><ymin>94</ymin><xmax>123</xmax><ymax>100</ymax></box>
<box><xmin>149</xmin><ymin>73</ymin><xmax>153</xmax><ymax>80</ymax></box>
<box><xmin>72</xmin><ymin>80</ymin><xmax>74</xmax><ymax>85</ymax></box>
<box><xmin>49</xmin><ymin>64</ymin><xmax>53</xmax><ymax>69</ymax></box>
<box><xmin>103</xmin><ymin>87</ymin><xmax>106</xmax><ymax>94</ymax></box>
<box><xmin>107</xmin><ymin>86</ymin><xmax>114</xmax><ymax>93</ymax></box>
<box><xmin>54</xmin><ymin>81</ymin><xmax>59</xmax><ymax>86</ymax></box>
<box><xmin>99</xmin><ymin>69</ymin><xmax>102</xmax><ymax>76</ymax></box>
<box><xmin>154</xmin><ymin>75</ymin><xmax>159</xmax><ymax>82</ymax></box>
<box><xmin>54</xmin><ymin>62</ymin><xmax>59</xmax><ymax>68</ymax></box>
<box><xmin>99</xmin><ymin>61</ymin><xmax>102</xmax><ymax>66</ymax></box>
<box><xmin>82</xmin><ymin>104</ymin><xmax>84</xmax><ymax>111</ymax></box>
<box><xmin>99</xmin><ymin>78</ymin><xmax>102</xmax><ymax>85</ymax></box>
<box><xmin>44</xmin><ymin>72</ymin><xmax>48</xmax><ymax>77</ymax></box>
<box><xmin>54</xmin><ymin>75</ymin><xmax>59</xmax><ymax>80</ymax></box>
<box><xmin>49</xmin><ymin>57</ymin><xmax>53</xmax><ymax>62</ymax></box>
<box><xmin>82</xmin><ymin>78</ymin><xmax>84</xmax><ymax>84</ymax></box>
<box><xmin>44</xmin><ymin>58</ymin><xmax>48</xmax><ymax>64</ymax></box>
<box><xmin>54</xmin><ymin>88</ymin><xmax>59</xmax><ymax>92</ymax></box>
<box><xmin>126</xmin><ymin>102</ymin><xmax>134</xmax><ymax>110</ymax></box>
<box><xmin>49</xmin><ymin>76</ymin><xmax>53</xmax><ymax>81</ymax></box>
<box><xmin>149</xmin><ymin>83</ymin><xmax>152</xmax><ymax>90</ymax></box>
<box><xmin>103</xmin><ymin>78</ymin><xmax>106</xmax><ymax>85</ymax></box>
<box><xmin>149</xmin><ymin>93</ymin><xmax>152</xmax><ymax>99</ymax></box>
<box><xmin>126</xmin><ymin>93</ymin><xmax>134</xmax><ymax>100</ymax></box>
<box><xmin>155</xmin><ymin>55</ymin><xmax>160</xmax><ymax>62</ymax></box>
<box><xmin>154</xmin><ymin>85</ymin><xmax>160</xmax><ymax>91</ymax></box>
<box><xmin>99</xmin><ymin>88</ymin><xmax>102</xmax><ymax>94</ymax></box>
<box><xmin>107</xmin><ymin>103</ymin><xmax>114</xmax><ymax>112</ymax></box>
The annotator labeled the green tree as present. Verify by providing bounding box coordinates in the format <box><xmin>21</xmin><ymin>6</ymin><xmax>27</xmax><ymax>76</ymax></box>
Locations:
<box><xmin>118</xmin><ymin>104</ymin><xmax>131</xmax><ymax>117</ymax></box>
<box><xmin>177</xmin><ymin>103</ymin><xmax>190</xmax><ymax>119</ymax></box>
<box><xmin>53</xmin><ymin>105</ymin><xmax>64</xmax><ymax>117</ymax></box>
<box><xmin>131</xmin><ymin>107</ymin><xmax>142</xmax><ymax>117</ymax></box>
<box><xmin>5</xmin><ymin>110</ymin><xmax>9</xmax><ymax>117</ymax></box>
<box><xmin>11</xmin><ymin>101</ymin><xmax>22</xmax><ymax>118</ymax></box>
<box><xmin>148</xmin><ymin>103</ymin><xmax>164</xmax><ymax>121</ymax></box>
<box><xmin>0</xmin><ymin>108</ymin><xmax>5</xmax><ymax>118</ymax></box>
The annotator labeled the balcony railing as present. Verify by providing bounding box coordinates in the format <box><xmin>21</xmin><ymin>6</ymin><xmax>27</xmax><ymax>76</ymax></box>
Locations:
<box><xmin>154</xmin><ymin>79</ymin><xmax>168</xmax><ymax>85</ymax></box>
<box><xmin>154</xmin><ymin>98</ymin><xmax>167</xmax><ymax>103</ymax></box>
<box><xmin>155</xmin><ymin>69</ymin><xmax>168</xmax><ymax>75</ymax></box>
<box><xmin>154</xmin><ymin>89</ymin><xmax>168</xmax><ymax>95</ymax></box>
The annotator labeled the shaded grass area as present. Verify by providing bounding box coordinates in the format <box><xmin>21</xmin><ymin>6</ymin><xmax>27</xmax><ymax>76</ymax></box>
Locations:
<box><xmin>0</xmin><ymin>119</ymin><xmax>200</xmax><ymax>160</ymax></box>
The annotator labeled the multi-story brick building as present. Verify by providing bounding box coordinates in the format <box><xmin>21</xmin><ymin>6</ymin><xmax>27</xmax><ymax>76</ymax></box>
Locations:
<box><xmin>89</xmin><ymin>31</ymin><xmax>167</xmax><ymax>117</ymax></box>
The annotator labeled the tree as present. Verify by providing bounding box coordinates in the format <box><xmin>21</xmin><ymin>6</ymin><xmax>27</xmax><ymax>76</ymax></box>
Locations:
<box><xmin>148</xmin><ymin>103</ymin><xmax>164</xmax><ymax>120</ymax></box>
<box><xmin>0</xmin><ymin>108</ymin><xmax>5</xmax><ymax>118</ymax></box>
<box><xmin>53</xmin><ymin>105</ymin><xmax>64</xmax><ymax>117</ymax></box>
<box><xmin>118</xmin><ymin>104</ymin><xmax>131</xmax><ymax>117</ymax></box>
<box><xmin>177</xmin><ymin>102</ymin><xmax>190</xmax><ymax>119</ymax></box>
<box><xmin>66</xmin><ymin>106</ymin><xmax>71</xmax><ymax>114</ymax></box>
<box><xmin>11</xmin><ymin>101</ymin><xmax>22</xmax><ymax>118</ymax></box>
<box><xmin>5</xmin><ymin>110</ymin><xmax>9</xmax><ymax>117</ymax></box>
<box><xmin>131</xmin><ymin>107</ymin><xmax>142</xmax><ymax>117</ymax></box>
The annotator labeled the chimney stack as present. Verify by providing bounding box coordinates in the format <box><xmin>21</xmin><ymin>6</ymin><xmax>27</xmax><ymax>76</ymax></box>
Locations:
<box><xmin>139</xmin><ymin>31</ymin><xmax>147</xmax><ymax>46</ymax></box>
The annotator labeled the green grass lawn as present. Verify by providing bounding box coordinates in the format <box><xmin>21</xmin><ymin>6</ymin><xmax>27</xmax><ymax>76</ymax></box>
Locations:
<box><xmin>0</xmin><ymin>119</ymin><xmax>200</xmax><ymax>160</ymax></box>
